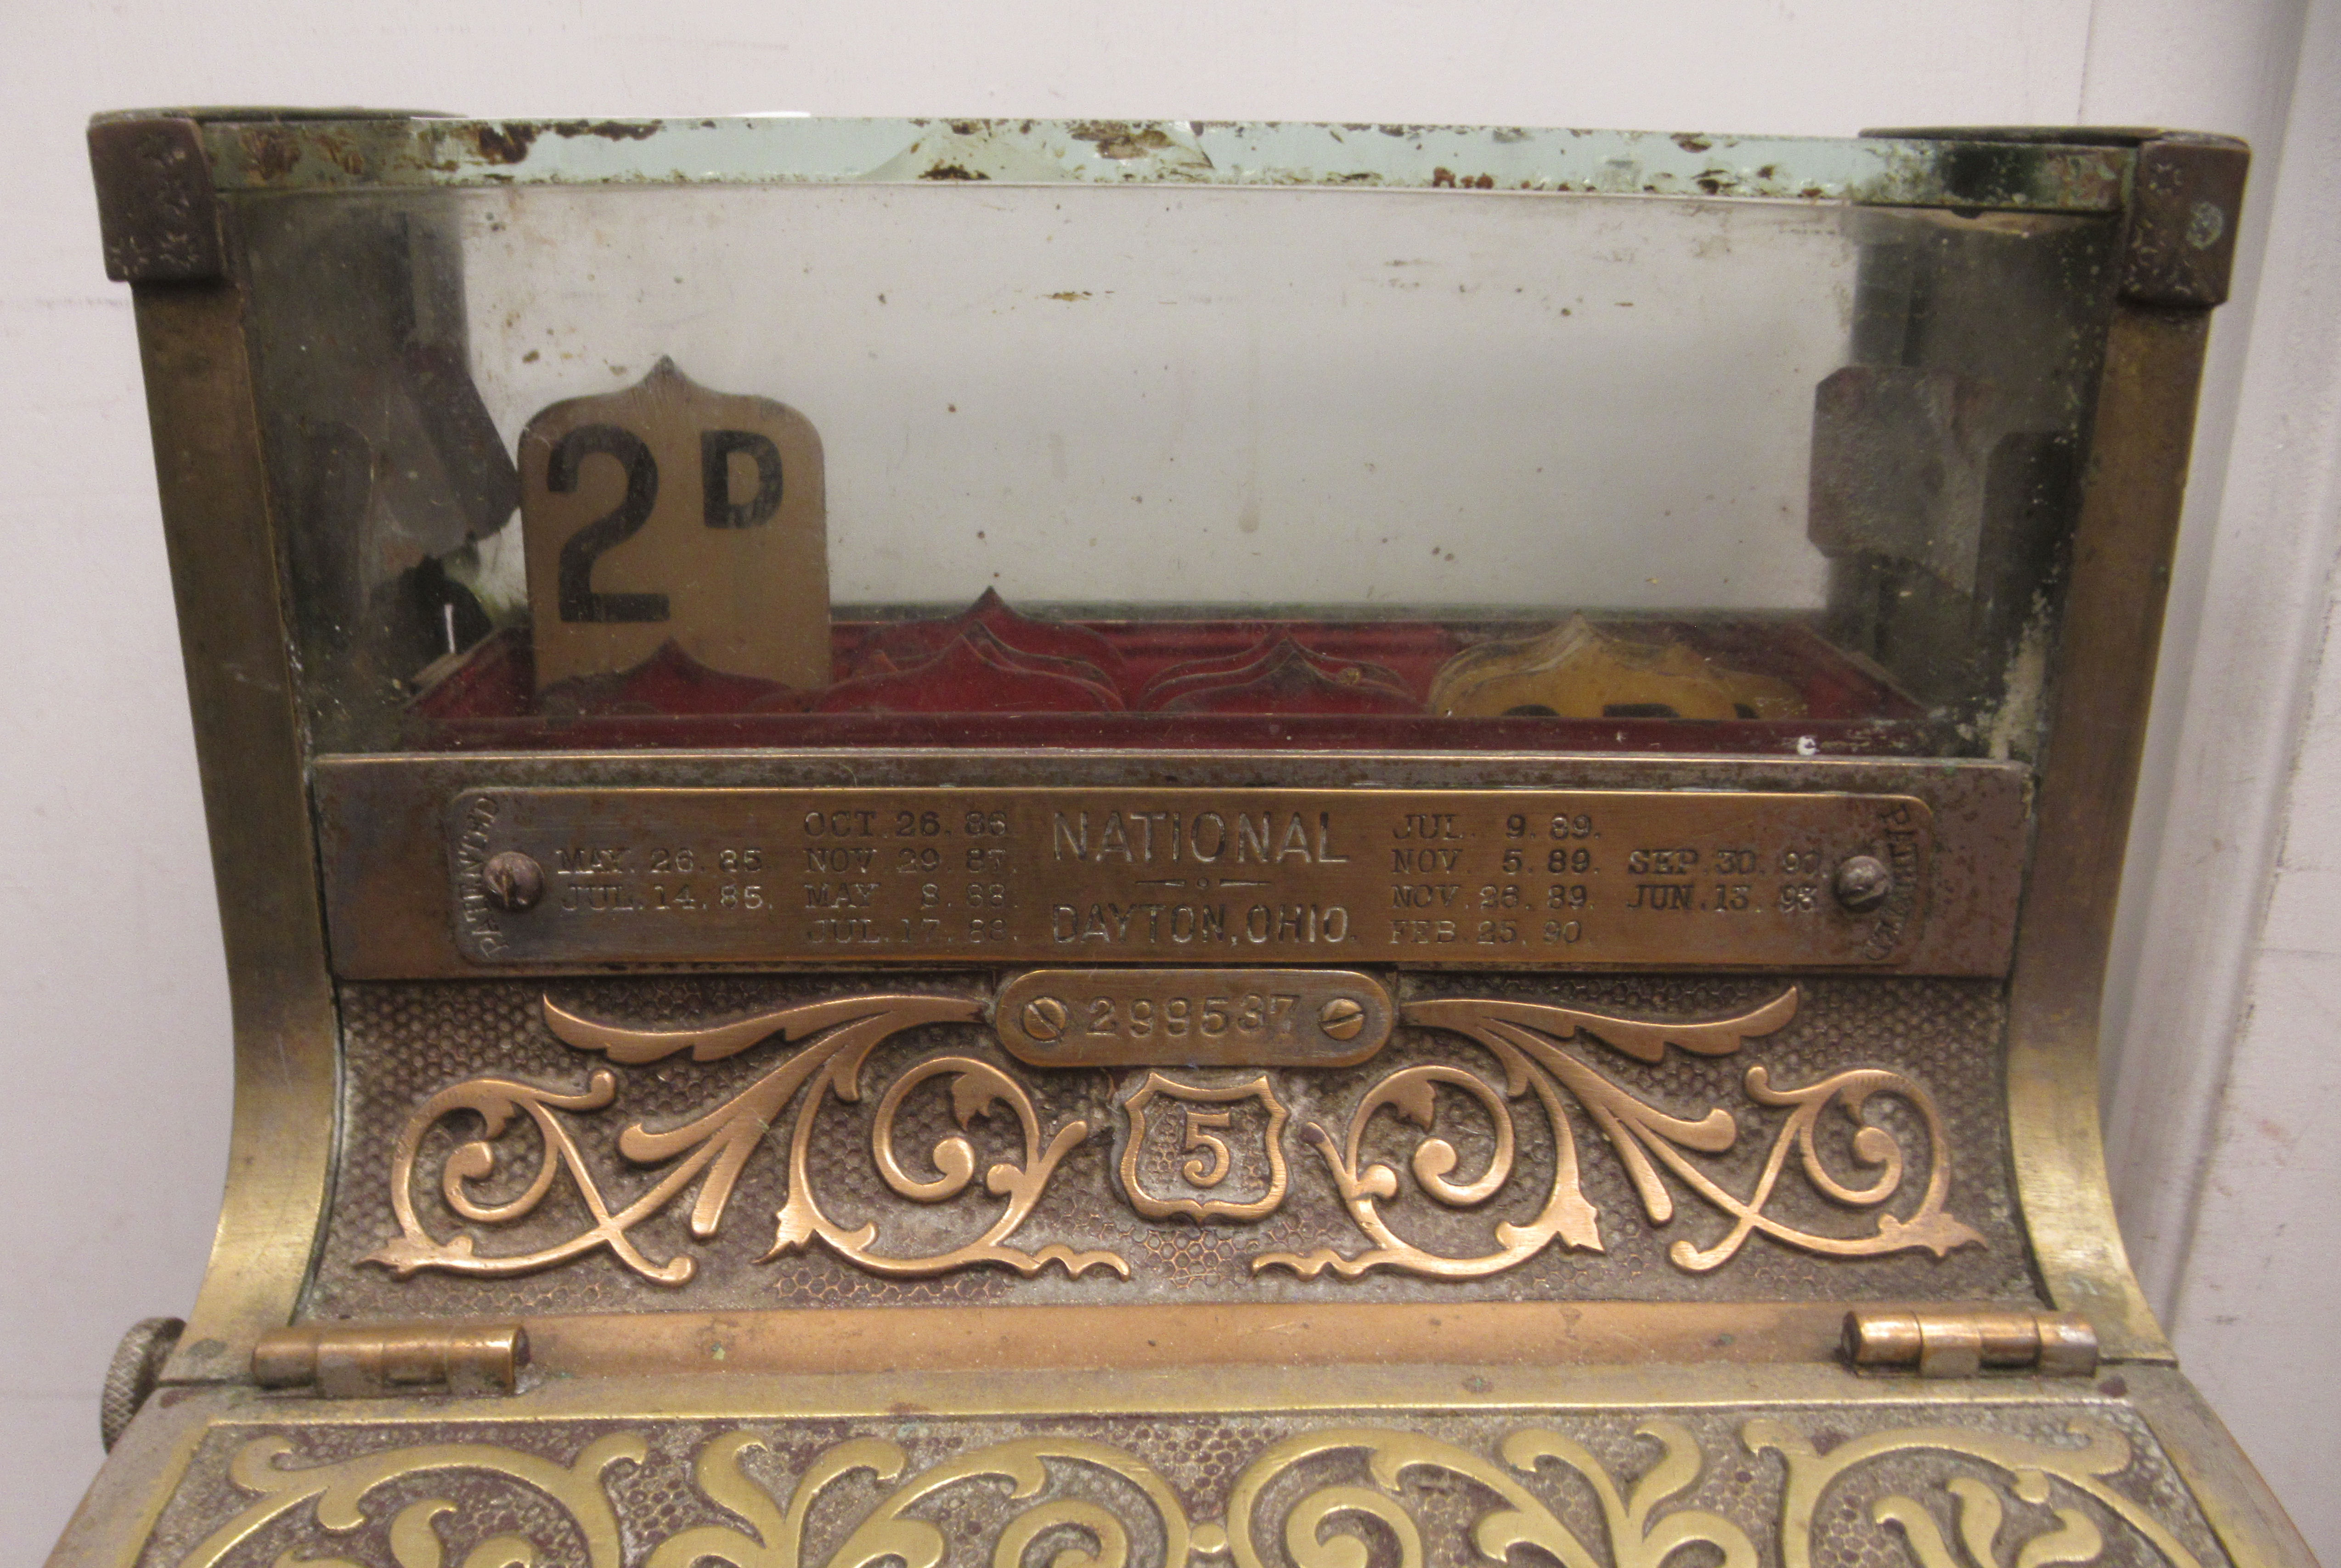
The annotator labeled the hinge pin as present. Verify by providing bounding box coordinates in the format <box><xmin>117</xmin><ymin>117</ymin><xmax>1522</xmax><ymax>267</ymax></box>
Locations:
<box><xmin>1844</xmin><ymin>1308</ymin><xmax>2098</xmax><ymax>1377</ymax></box>
<box><xmin>253</xmin><ymin>1323</ymin><xmax>527</xmax><ymax>1398</ymax></box>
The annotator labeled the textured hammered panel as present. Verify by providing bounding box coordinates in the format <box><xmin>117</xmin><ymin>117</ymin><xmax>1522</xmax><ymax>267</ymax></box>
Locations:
<box><xmin>308</xmin><ymin>973</ymin><xmax>2036</xmax><ymax>1317</ymax></box>
<box><xmin>135</xmin><ymin>1399</ymin><xmax>2221</xmax><ymax>1568</ymax></box>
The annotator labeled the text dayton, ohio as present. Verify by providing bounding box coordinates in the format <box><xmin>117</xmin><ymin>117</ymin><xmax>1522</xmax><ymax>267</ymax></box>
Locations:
<box><xmin>1049</xmin><ymin>807</ymin><xmax>1351</xmax><ymax>948</ymax></box>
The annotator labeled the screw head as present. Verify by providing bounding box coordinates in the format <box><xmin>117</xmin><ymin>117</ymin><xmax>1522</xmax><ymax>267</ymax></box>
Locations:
<box><xmin>1021</xmin><ymin>997</ymin><xmax>1068</xmax><ymax>1041</ymax></box>
<box><xmin>1833</xmin><ymin>854</ymin><xmax>1893</xmax><ymax>912</ymax></box>
<box><xmin>1319</xmin><ymin>997</ymin><xmax>1368</xmax><ymax>1041</ymax></box>
<box><xmin>481</xmin><ymin>851</ymin><xmax>544</xmax><ymax>912</ymax></box>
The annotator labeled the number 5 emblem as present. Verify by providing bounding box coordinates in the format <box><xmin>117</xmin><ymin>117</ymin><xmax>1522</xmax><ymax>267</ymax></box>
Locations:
<box><xmin>520</xmin><ymin>358</ymin><xmax>829</xmax><ymax>691</ymax></box>
<box><xmin>1118</xmin><ymin>1073</ymin><xmax>1291</xmax><ymax>1223</ymax></box>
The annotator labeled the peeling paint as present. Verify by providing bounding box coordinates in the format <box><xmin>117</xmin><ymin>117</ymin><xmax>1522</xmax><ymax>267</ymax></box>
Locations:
<box><xmin>1068</xmin><ymin>120</ymin><xmax>1176</xmax><ymax>160</ymax></box>
<box><xmin>185</xmin><ymin>117</ymin><xmax>2134</xmax><ymax>214</ymax></box>
<box><xmin>243</xmin><ymin>125</ymin><xmax>300</xmax><ymax>181</ymax></box>
<box><xmin>472</xmin><ymin>124</ymin><xmax>538</xmax><ymax>164</ymax></box>
<box><xmin>547</xmin><ymin>118</ymin><xmax>660</xmax><ymax>143</ymax></box>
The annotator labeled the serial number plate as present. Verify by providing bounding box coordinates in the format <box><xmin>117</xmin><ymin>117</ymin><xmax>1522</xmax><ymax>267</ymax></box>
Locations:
<box><xmin>995</xmin><ymin>969</ymin><xmax>1395</xmax><ymax>1067</ymax></box>
<box><xmin>450</xmin><ymin>788</ymin><xmax>1930</xmax><ymax>967</ymax></box>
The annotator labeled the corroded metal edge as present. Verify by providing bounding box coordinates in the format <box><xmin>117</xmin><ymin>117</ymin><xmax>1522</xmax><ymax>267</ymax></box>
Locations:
<box><xmin>2120</xmin><ymin>135</ymin><xmax>2250</xmax><ymax>307</ymax></box>
<box><xmin>2003</xmin><ymin>134</ymin><xmax>2246</xmax><ymax>1361</ymax></box>
<box><xmin>1872</xmin><ymin>126</ymin><xmax>2249</xmax><ymax>305</ymax></box>
<box><xmin>105</xmin><ymin>112</ymin><xmax>2135</xmax><ymax>209</ymax></box>
<box><xmin>87</xmin><ymin>118</ymin><xmax>223</xmax><ymax>282</ymax></box>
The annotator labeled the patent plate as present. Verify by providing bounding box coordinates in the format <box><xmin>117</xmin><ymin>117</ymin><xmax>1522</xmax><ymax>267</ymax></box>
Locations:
<box><xmin>449</xmin><ymin>788</ymin><xmax>1930</xmax><ymax>967</ymax></box>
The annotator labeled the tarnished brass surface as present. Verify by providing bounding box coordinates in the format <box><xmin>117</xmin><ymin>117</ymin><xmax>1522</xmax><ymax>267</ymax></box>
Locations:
<box><xmin>318</xmin><ymin>751</ymin><xmax>2030</xmax><ymax>980</ymax></box>
<box><xmin>308</xmin><ymin>972</ymin><xmax>2031</xmax><ymax>1318</ymax></box>
<box><xmin>443</xmin><ymin>786</ymin><xmax>1943</xmax><ymax>969</ymax></box>
<box><xmin>250</xmin><ymin>1324</ymin><xmax>525</xmax><ymax>1398</ymax></box>
<box><xmin>129</xmin><ymin>280</ymin><xmax>339</xmax><ymax>1385</ymax></box>
<box><xmin>87</xmin><ymin>117</ymin><xmax>224</xmax><ymax>282</ymax></box>
<box><xmin>69</xmin><ymin>114</ymin><xmax>2315</xmax><ymax>1568</ymax></box>
<box><xmin>1118</xmin><ymin>1072</ymin><xmax>1294</xmax><ymax>1222</ymax></box>
<box><xmin>2006</xmin><ymin>303</ymin><xmax>2218</xmax><ymax>1361</ymax></box>
<box><xmin>2118</xmin><ymin>135</ymin><xmax>2251</xmax><ymax>308</ymax></box>
<box><xmin>2136</xmin><ymin>1365</ymin><xmax>2324</xmax><ymax>1568</ymax></box>
<box><xmin>507</xmin><ymin>1301</ymin><xmax>1924</xmax><ymax>1376</ymax></box>
<box><xmin>995</xmin><ymin>968</ymin><xmax>1396</xmax><ymax>1066</ymax></box>
<box><xmin>66</xmin><ymin>1367</ymin><xmax>2255</xmax><ymax>1568</ymax></box>
<box><xmin>1845</xmin><ymin>1308</ymin><xmax>2099</xmax><ymax>1377</ymax></box>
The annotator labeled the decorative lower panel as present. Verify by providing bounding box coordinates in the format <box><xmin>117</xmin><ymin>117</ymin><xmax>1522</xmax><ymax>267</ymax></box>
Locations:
<box><xmin>306</xmin><ymin>978</ymin><xmax>2032</xmax><ymax>1320</ymax></box>
<box><xmin>308</xmin><ymin>973</ymin><xmax>2034</xmax><ymax>1318</ymax></box>
<box><xmin>135</xmin><ymin>1398</ymin><xmax>2223</xmax><ymax>1568</ymax></box>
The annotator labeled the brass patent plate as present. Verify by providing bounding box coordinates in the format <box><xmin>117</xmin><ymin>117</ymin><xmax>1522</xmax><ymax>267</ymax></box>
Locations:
<box><xmin>995</xmin><ymin>968</ymin><xmax>1395</xmax><ymax>1066</ymax></box>
<box><xmin>449</xmin><ymin>788</ymin><xmax>1930</xmax><ymax>967</ymax></box>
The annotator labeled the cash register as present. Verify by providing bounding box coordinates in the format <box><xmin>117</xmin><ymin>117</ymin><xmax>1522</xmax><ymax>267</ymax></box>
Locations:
<box><xmin>51</xmin><ymin>110</ymin><xmax>2311</xmax><ymax>1568</ymax></box>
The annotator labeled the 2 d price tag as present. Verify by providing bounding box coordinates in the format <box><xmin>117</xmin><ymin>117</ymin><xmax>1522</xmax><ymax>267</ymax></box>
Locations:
<box><xmin>519</xmin><ymin>358</ymin><xmax>829</xmax><ymax>691</ymax></box>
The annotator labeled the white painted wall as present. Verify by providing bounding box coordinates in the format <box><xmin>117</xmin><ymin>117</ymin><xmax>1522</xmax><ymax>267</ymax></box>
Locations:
<box><xmin>2101</xmin><ymin>0</ymin><xmax>2341</xmax><ymax>1551</ymax></box>
<box><xmin>1</xmin><ymin>1</ymin><xmax>2330</xmax><ymax>1560</ymax></box>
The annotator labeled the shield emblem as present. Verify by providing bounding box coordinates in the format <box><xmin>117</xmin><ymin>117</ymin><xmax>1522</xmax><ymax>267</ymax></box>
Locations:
<box><xmin>1118</xmin><ymin>1072</ymin><xmax>1291</xmax><ymax>1223</ymax></box>
<box><xmin>520</xmin><ymin>358</ymin><xmax>829</xmax><ymax>691</ymax></box>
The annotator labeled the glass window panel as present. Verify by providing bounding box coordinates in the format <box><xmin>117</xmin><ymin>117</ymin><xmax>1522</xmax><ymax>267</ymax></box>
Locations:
<box><xmin>226</xmin><ymin>129</ymin><xmax>2120</xmax><ymax>757</ymax></box>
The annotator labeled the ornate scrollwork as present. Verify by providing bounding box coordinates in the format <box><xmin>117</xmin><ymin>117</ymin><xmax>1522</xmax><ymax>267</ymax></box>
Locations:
<box><xmin>1255</xmin><ymin>987</ymin><xmax>1982</xmax><ymax>1279</ymax></box>
<box><xmin>645</xmin><ymin>1431</ymin><xmax>1198</xmax><ymax>1568</ymax></box>
<box><xmin>1748</xmin><ymin>1418</ymin><xmax>2205</xmax><ymax>1568</ymax></box>
<box><xmin>367</xmin><ymin>982</ymin><xmax>1976</xmax><ymax>1289</ymax></box>
<box><xmin>171</xmin><ymin>1416</ymin><xmax>2208</xmax><ymax>1568</ymax></box>
<box><xmin>182</xmin><ymin>1429</ymin><xmax>1197</xmax><ymax>1568</ymax></box>
<box><xmin>367</xmin><ymin>993</ymin><xmax>1126</xmax><ymax>1284</ymax></box>
<box><xmin>179</xmin><ymin>1430</ymin><xmax>642</xmax><ymax>1568</ymax></box>
<box><xmin>1223</xmin><ymin>1421</ymin><xmax>1757</xmax><ymax>1568</ymax></box>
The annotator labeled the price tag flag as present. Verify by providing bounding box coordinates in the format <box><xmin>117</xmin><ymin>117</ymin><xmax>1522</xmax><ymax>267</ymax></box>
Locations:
<box><xmin>520</xmin><ymin>358</ymin><xmax>829</xmax><ymax>691</ymax></box>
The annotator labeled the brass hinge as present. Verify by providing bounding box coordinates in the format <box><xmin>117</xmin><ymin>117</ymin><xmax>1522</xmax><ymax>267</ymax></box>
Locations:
<box><xmin>253</xmin><ymin>1323</ymin><xmax>527</xmax><ymax>1398</ymax></box>
<box><xmin>1844</xmin><ymin>1309</ymin><xmax>2098</xmax><ymax>1378</ymax></box>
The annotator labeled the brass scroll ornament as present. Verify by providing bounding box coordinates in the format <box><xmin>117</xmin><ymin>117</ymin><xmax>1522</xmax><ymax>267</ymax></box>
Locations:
<box><xmin>175</xmin><ymin>1418</ymin><xmax>2202</xmax><ymax>1568</ymax></box>
<box><xmin>366</xmin><ymin>993</ymin><xmax>1126</xmax><ymax>1284</ymax></box>
<box><xmin>1258</xmin><ymin>988</ymin><xmax>1978</xmax><ymax>1278</ymax></box>
<box><xmin>366</xmin><ymin>985</ymin><xmax>1979</xmax><ymax>1286</ymax></box>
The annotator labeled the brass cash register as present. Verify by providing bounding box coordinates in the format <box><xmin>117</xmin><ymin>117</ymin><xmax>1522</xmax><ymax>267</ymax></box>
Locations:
<box><xmin>55</xmin><ymin>112</ymin><xmax>2313</xmax><ymax>1567</ymax></box>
